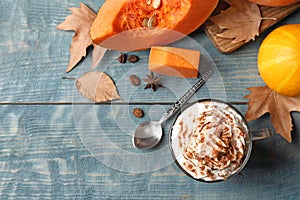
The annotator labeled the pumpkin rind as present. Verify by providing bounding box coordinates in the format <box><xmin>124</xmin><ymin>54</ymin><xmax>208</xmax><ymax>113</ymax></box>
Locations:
<box><xmin>90</xmin><ymin>0</ymin><xmax>218</xmax><ymax>51</ymax></box>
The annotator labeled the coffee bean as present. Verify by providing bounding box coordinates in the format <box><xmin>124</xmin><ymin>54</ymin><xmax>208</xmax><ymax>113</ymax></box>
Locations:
<box><xmin>118</xmin><ymin>53</ymin><xmax>127</xmax><ymax>63</ymax></box>
<box><xmin>133</xmin><ymin>108</ymin><xmax>144</xmax><ymax>118</ymax></box>
<box><xmin>128</xmin><ymin>55</ymin><xmax>139</xmax><ymax>63</ymax></box>
<box><xmin>129</xmin><ymin>74</ymin><xmax>141</xmax><ymax>86</ymax></box>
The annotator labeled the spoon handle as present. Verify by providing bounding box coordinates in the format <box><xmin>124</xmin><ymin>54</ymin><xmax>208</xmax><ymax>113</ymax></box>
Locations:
<box><xmin>159</xmin><ymin>69</ymin><xmax>215</xmax><ymax>123</ymax></box>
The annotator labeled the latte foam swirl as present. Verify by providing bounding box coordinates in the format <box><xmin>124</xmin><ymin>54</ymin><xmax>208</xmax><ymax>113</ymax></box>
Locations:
<box><xmin>171</xmin><ymin>101</ymin><xmax>248</xmax><ymax>181</ymax></box>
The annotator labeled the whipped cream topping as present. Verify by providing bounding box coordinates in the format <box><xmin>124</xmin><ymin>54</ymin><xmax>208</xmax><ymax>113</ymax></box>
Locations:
<box><xmin>171</xmin><ymin>101</ymin><xmax>249</xmax><ymax>181</ymax></box>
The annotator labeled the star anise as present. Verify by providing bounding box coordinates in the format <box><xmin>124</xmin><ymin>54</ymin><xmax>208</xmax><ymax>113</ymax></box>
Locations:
<box><xmin>143</xmin><ymin>72</ymin><xmax>163</xmax><ymax>91</ymax></box>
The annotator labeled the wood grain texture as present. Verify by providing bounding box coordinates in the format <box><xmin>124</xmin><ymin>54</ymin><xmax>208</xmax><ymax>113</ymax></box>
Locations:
<box><xmin>0</xmin><ymin>0</ymin><xmax>300</xmax><ymax>199</ymax></box>
<box><xmin>0</xmin><ymin>105</ymin><xmax>299</xmax><ymax>199</ymax></box>
<box><xmin>0</xmin><ymin>1</ymin><xmax>298</xmax><ymax>103</ymax></box>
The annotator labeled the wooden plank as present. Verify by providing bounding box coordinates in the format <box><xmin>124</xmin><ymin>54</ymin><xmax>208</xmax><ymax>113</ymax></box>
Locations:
<box><xmin>0</xmin><ymin>0</ymin><xmax>258</xmax><ymax>103</ymax></box>
<box><xmin>0</xmin><ymin>26</ymin><xmax>266</xmax><ymax>104</ymax></box>
<box><xmin>204</xmin><ymin>1</ymin><xmax>300</xmax><ymax>53</ymax></box>
<box><xmin>0</xmin><ymin>0</ymin><xmax>299</xmax><ymax>199</ymax></box>
<box><xmin>0</xmin><ymin>104</ymin><xmax>299</xmax><ymax>199</ymax></box>
<box><xmin>0</xmin><ymin>18</ymin><xmax>261</xmax><ymax>103</ymax></box>
<box><xmin>0</xmin><ymin>1</ymin><xmax>299</xmax><ymax>103</ymax></box>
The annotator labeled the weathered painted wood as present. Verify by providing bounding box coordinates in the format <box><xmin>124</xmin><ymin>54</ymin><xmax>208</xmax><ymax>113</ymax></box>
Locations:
<box><xmin>0</xmin><ymin>1</ymin><xmax>299</xmax><ymax>103</ymax></box>
<box><xmin>0</xmin><ymin>105</ymin><xmax>299</xmax><ymax>199</ymax></box>
<box><xmin>0</xmin><ymin>0</ymin><xmax>300</xmax><ymax>199</ymax></box>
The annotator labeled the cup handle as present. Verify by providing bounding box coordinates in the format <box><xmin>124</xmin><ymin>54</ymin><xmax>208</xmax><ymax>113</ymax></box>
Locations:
<box><xmin>250</xmin><ymin>128</ymin><xmax>273</xmax><ymax>141</ymax></box>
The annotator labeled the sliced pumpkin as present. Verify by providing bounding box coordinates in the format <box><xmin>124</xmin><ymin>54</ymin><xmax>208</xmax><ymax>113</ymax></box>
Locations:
<box><xmin>90</xmin><ymin>0</ymin><xmax>219</xmax><ymax>51</ymax></box>
<box><xmin>148</xmin><ymin>46</ymin><xmax>200</xmax><ymax>78</ymax></box>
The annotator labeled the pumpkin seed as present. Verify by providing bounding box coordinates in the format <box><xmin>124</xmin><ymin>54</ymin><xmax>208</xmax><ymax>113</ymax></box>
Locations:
<box><xmin>142</xmin><ymin>18</ymin><xmax>149</xmax><ymax>27</ymax></box>
<box><xmin>146</xmin><ymin>0</ymin><xmax>151</xmax><ymax>5</ymax></box>
<box><xmin>152</xmin><ymin>0</ymin><xmax>161</xmax><ymax>9</ymax></box>
<box><xmin>147</xmin><ymin>13</ymin><xmax>157</xmax><ymax>28</ymax></box>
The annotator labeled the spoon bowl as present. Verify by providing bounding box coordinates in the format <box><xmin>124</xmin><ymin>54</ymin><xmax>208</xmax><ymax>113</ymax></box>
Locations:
<box><xmin>133</xmin><ymin>121</ymin><xmax>163</xmax><ymax>149</ymax></box>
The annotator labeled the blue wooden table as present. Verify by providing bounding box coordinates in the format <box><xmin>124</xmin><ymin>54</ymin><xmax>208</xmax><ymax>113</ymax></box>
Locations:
<box><xmin>0</xmin><ymin>0</ymin><xmax>300</xmax><ymax>199</ymax></box>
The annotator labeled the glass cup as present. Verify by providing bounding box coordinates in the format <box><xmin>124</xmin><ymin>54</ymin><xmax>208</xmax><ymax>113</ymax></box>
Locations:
<box><xmin>169</xmin><ymin>99</ymin><xmax>272</xmax><ymax>182</ymax></box>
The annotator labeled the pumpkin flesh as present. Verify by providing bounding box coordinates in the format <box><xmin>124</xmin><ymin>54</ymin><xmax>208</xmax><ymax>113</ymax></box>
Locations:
<box><xmin>90</xmin><ymin>0</ymin><xmax>218</xmax><ymax>50</ymax></box>
<box><xmin>148</xmin><ymin>46</ymin><xmax>200</xmax><ymax>78</ymax></box>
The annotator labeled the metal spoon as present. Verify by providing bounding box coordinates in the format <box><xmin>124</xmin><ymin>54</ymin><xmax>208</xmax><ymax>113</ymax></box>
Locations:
<box><xmin>133</xmin><ymin>69</ymin><xmax>215</xmax><ymax>150</ymax></box>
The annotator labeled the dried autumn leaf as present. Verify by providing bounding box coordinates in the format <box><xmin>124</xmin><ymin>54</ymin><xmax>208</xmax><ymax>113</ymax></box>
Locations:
<box><xmin>244</xmin><ymin>86</ymin><xmax>300</xmax><ymax>143</ymax></box>
<box><xmin>76</xmin><ymin>71</ymin><xmax>120</xmax><ymax>102</ymax></box>
<box><xmin>57</xmin><ymin>3</ymin><xmax>106</xmax><ymax>72</ymax></box>
<box><xmin>209</xmin><ymin>0</ymin><xmax>263</xmax><ymax>43</ymax></box>
<box><xmin>91</xmin><ymin>45</ymin><xmax>107</xmax><ymax>69</ymax></box>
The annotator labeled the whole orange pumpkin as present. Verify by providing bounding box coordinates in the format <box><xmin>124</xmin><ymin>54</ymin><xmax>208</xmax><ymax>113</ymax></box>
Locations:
<box><xmin>90</xmin><ymin>0</ymin><xmax>218</xmax><ymax>51</ymax></box>
<box><xmin>258</xmin><ymin>24</ymin><xmax>300</xmax><ymax>97</ymax></box>
<box><xmin>248</xmin><ymin>0</ymin><xmax>300</xmax><ymax>7</ymax></box>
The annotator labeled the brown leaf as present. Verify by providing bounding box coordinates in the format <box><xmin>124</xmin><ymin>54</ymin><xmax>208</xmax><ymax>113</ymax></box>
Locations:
<box><xmin>244</xmin><ymin>86</ymin><xmax>300</xmax><ymax>143</ymax></box>
<box><xmin>57</xmin><ymin>3</ymin><xmax>106</xmax><ymax>72</ymax></box>
<box><xmin>91</xmin><ymin>45</ymin><xmax>107</xmax><ymax>70</ymax></box>
<box><xmin>209</xmin><ymin>0</ymin><xmax>263</xmax><ymax>43</ymax></box>
<box><xmin>76</xmin><ymin>71</ymin><xmax>120</xmax><ymax>102</ymax></box>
